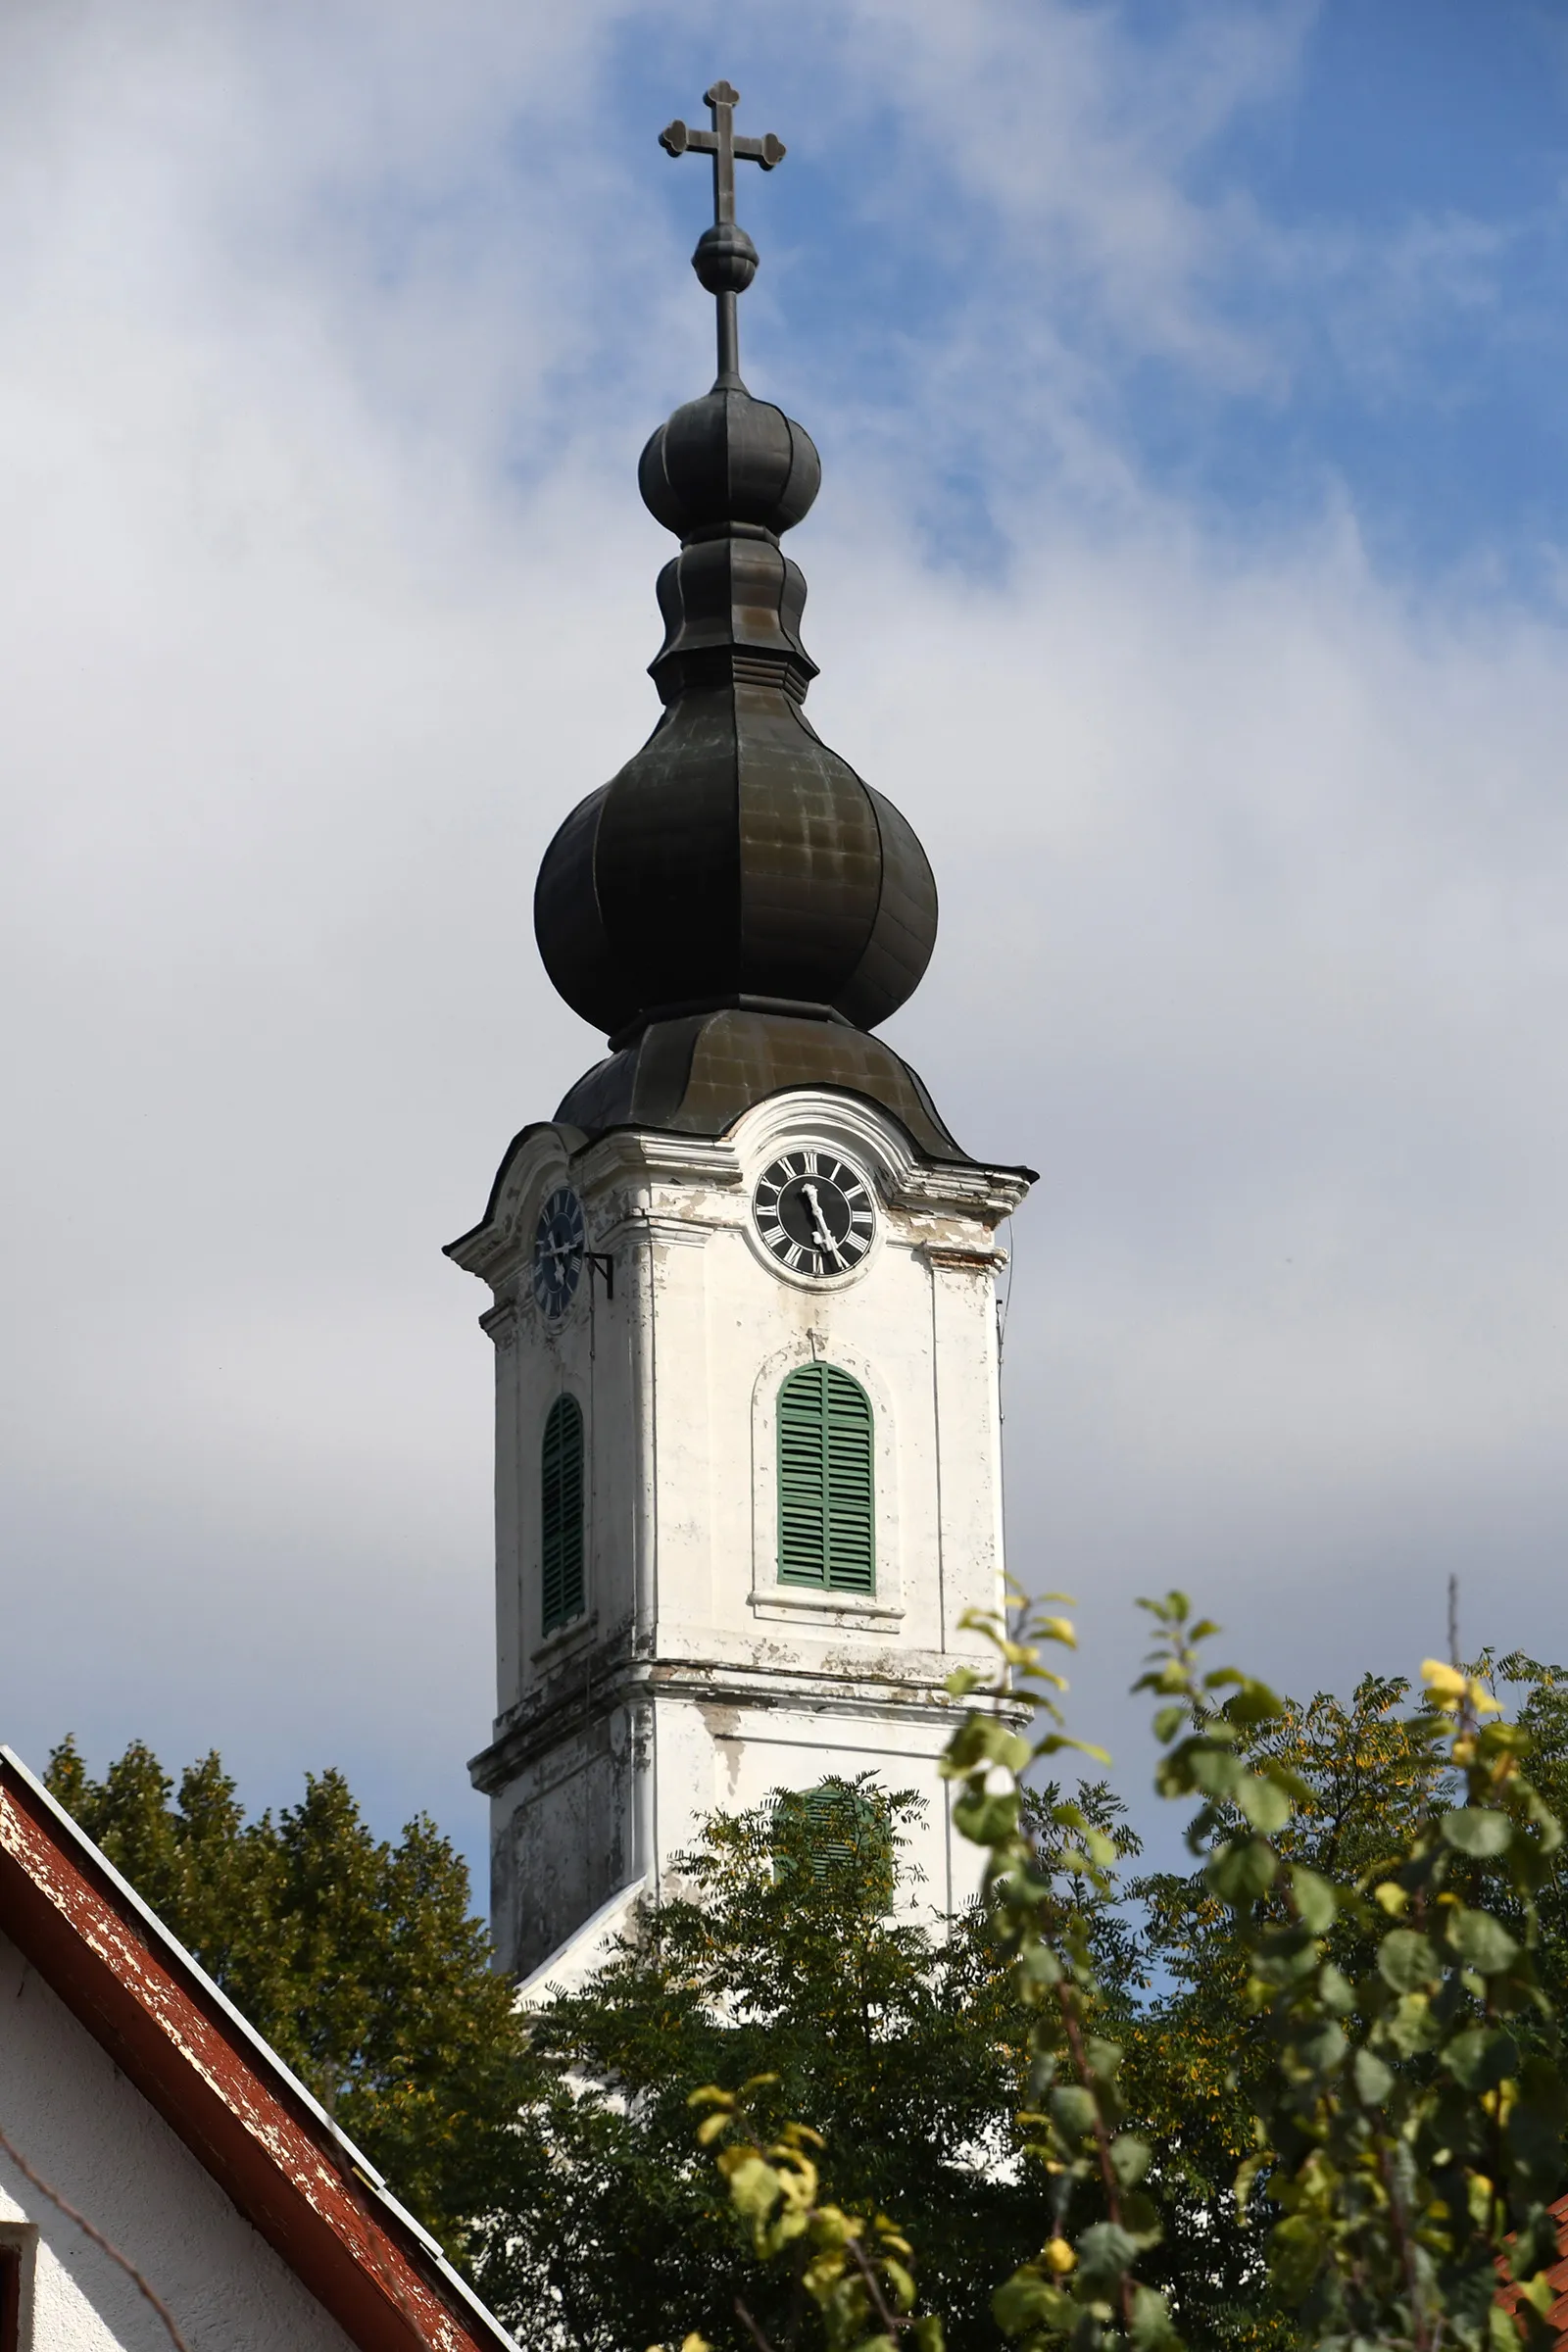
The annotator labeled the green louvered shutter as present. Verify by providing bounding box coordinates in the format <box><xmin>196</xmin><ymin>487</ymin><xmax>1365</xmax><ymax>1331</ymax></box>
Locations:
<box><xmin>802</xmin><ymin>1782</ymin><xmax>859</xmax><ymax>1871</ymax></box>
<box><xmin>777</xmin><ymin>1363</ymin><xmax>875</xmax><ymax>1593</ymax></box>
<box><xmin>541</xmin><ymin>1394</ymin><xmax>585</xmax><ymax>1635</ymax></box>
<box><xmin>772</xmin><ymin>1781</ymin><xmax>895</xmax><ymax>1899</ymax></box>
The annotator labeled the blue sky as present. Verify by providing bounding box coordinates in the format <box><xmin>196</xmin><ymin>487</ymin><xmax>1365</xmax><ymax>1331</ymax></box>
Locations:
<box><xmin>2</xmin><ymin>1</ymin><xmax>1568</xmax><ymax>1895</ymax></box>
<box><xmin>581</xmin><ymin>5</ymin><xmax>1568</xmax><ymax>578</ymax></box>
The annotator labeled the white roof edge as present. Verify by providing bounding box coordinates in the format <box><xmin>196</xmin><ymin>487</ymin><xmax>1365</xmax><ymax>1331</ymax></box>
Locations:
<box><xmin>0</xmin><ymin>1743</ymin><xmax>520</xmax><ymax>2352</ymax></box>
<box><xmin>515</xmin><ymin>1875</ymin><xmax>648</xmax><ymax>2004</ymax></box>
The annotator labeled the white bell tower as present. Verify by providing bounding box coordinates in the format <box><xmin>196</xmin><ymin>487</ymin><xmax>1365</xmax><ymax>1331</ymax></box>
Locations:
<box><xmin>447</xmin><ymin>82</ymin><xmax>1033</xmax><ymax>1984</ymax></box>
<box><xmin>449</xmin><ymin>1089</ymin><xmax>1029</xmax><ymax>1980</ymax></box>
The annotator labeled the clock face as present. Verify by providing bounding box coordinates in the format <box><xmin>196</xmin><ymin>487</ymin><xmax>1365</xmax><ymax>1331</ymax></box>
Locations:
<box><xmin>754</xmin><ymin>1151</ymin><xmax>876</xmax><ymax>1280</ymax></box>
<box><xmin>531</xmin><ymin>1186</ymin><xmax>585</xmax><ymax>1319</ymax></box>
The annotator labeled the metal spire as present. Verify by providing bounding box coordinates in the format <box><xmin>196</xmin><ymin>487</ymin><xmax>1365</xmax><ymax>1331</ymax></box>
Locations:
<box><xmin>659</xmin><ymin>81</ymin><xmax>785</xmax><ymax>389</ymax></box>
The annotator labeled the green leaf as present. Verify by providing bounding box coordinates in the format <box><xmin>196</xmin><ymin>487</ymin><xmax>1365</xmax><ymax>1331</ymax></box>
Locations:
<box><xmin>1446</xmin><ymin>2025</ymin><xmax>1513</xmax><ymax>2090</ymax></box>
<box><xmin>953</xmin><ymin>1788</ymin><xmax>1020</xmax><ymax>1845</ymax></box>
<box><xmin>944</xmin><ymin>1717</ymin><xmax>1033</xmax><ymax>1776</ymax></box>
<box><xmin>1207</xmin><ymin>1837</ymin><xmax>1278</xmax><ymax>1905</ymax></box>
<box><xmin>1266</xmin><ymin>2212</ymin><xmax>1327</xmax><ymax>2303</ymax></box>
<box><xmin>881</xmin><ymin>2258</ymin><xmax>916</xmax><ymax>2311</ymax></box>
<box><xmin>1189</xmin><ymin>1747</ymin><xmax>1245</xmax><ymax>1798</ymax></box>
<box><xmin>1291</xmin><ymin>1864</ymin><xmax>1338</xmax><ymax>1934</ymax></box>
<box><xmin>1074</xmin><ymin>2221</ymin><xmax>1143</xmax><ymax>2293</ymax></box>
<box><xmin>992</xmin><ymin>2272</ymin><xmax>1072</xmax><ymax>2335</ymax></box>
<box><xmin>1224</xmin><ymin>1680</ymin><xmax>1282</xmax><ymax>1724</ymax></box>
<box><xmin>1377</xmin><ymin>1928</ymin><xmax>1439</xmax><ymax>1991</ymax></box>
<box><xmin>1449</xmin><ymin>1908</ymin><xmax>1520</xmax><ymax>1974</ymax></box>
<box><xmin>1318</xmin><ymin>1960</ymin><xmax>1356</xmax><ymax>2014</ymax></box>
<box><xmin>1109</xmin><ymin>2133</ymin><xmax>1152</xmax><ymax>2187</ymax></box>
<box><xmin>1152</xmin><ymin>1704</ymin><xmax>1188</xmax><ymax>1743</ymax></box>
<box><xmin>1129</xmin><ymin>2282</ymin><xmax>1181</xmax><ymax>2351</ymax></box>
<box><xmin>1050</xmin><ymin>2083</ymin><xmax>1099</xmax><ymax>2140</ymax></box>
<box><xmin>1234</xmin><ymin>1774</ymin><xmax>1293</xmax><ymax>1834</ymax></box>
<box><xmin>1351</xmin><ymin>2047</ymin><xmax>1394</xmax><ymax>2105</ymax></box>
<box><xmin>1118</xmin><ymin>2189</ymin><xmax>1161</xmax><ymax>2243</ymax></box>
<box><xmin>1084</xmin><ymin>2035</ymin><xmax>1125</xmax><ymax>2085</ymax></box>
<box><xmin>1385</xmin><ymin>1988</ymin><xmax>1439</xmax><ymax>2056</ymax></box>
<box><xmin>1442</xmin><ymin>1806</ymin><xmax>1514</xmax><ymax>1857</ymax></box>
<box><xmin>1297</xmin><ymin>2020</ymin><xmax>1348</xmax><ymax>2077</ymax></box>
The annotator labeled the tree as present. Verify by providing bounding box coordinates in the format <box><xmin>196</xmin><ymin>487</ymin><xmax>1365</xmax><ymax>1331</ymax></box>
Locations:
<box><xmin>471</xmin><ymin>1778</ymin><xmax>1114</xmax><ymax>2352</ymax></box>
<box><xmin>44</xmin><ymin>1738</ymin><xmax>534</xmax><ymax>2267</ymax></box>
<box><xmin>1121</xmin><ymin>1673</ymin><xmax>1448</xmax><ymax>2345</ymax></box>
<box><xmin>48</xmin><ymin>1611</ymin><xmax>1568</xmax><ymax>2352</ymax></box>
<box><xmin>686</xmin><ymin>1597</ymin><xmax>1568</xmax><ymax>2352</ymax></box>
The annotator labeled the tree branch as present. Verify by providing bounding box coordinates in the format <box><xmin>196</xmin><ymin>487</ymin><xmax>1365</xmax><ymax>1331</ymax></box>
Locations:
<box><xmin>0</xmin><ymin>2120</ymin><xmax>192</xmax><ymax>2352</ymax></box>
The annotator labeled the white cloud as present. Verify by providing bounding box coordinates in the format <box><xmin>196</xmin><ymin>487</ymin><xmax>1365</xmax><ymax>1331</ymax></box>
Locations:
<box><xmin>0</xmin><ymin>0</ymin><xmax>1564</xmax><ymax>1878</ymax></box>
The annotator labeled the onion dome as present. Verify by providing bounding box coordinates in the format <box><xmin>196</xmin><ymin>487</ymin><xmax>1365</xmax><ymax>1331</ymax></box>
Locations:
<box><xmin>639</xmin><ymin>386</ymin><xmax>820</xmax><ymax>540</ymax></box>
<box><xmin>533</xmin><ymin>81</ymin><xmax>958</xmax><ymax>1156</ymax></box>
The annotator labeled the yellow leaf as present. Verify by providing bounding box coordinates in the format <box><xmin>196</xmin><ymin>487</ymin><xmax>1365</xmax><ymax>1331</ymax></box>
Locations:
<box><xmin>687</xmin><ymin>2084</ymin><xmax>734</xmax><ymax>2111</ymax></box>
<box><xmin>1422</xmin><ymin>1660</ymin><xmax>1466</xmax><ymax>1700</ymax></box>
<box><xmin>883</xmin><ymin>2258</ymin><xmax>917</xmax><ymax>2309</ymax></box>
<box><xmin>1043</xmin><ymin>2237</ymin><xmax>1077</xmax><ymax>2275</ymax></box>
<box><xmin>719</xmin><ymin>2152</ymin><xmax>784</xmax><ymax>2222</ymax></box>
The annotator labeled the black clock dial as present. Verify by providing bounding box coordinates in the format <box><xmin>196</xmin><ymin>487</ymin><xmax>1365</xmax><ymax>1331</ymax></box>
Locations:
<box><xmin>531</xmin><ymin>1186</ymin><xmax>586</xmax><ymax>1318</ymax></box>
<box><xmin>754</xmin><ymin>1152</ymin><xmax>875</xmax><ymax>1279</ymax></box>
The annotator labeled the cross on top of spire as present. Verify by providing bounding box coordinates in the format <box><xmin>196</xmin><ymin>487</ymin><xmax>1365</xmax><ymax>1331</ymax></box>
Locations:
<box><xmin>660</xmin><ymin>81</ymin><xmax>785</xmax><ymax>225</ymax></box>
<box><xmin>659</xmin><ymin>82</ymin><xmax>786</xmax><ymax>390</ymax></box>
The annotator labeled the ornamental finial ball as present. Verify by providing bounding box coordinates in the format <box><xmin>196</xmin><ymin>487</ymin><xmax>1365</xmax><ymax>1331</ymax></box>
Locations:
<box><xmin>692</xmin><ymin>220</ymin><xmax>759</xmax><ymax>297</ymax></box>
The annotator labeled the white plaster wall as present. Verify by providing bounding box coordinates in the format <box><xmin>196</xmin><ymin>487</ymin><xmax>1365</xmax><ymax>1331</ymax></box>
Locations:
<box><xmin>0</xmin><ymin>1932</ymin><xmax>359</xmax><ymax>2352</ymax></box>
<box><xmin>635</xmin><ymin>1097</ymin><xmax>1011</xmax><ymax>1658</ymax></box>
<box><xmin>651</xmin><ymin>1690</ymin><xmax>983</xmax><ymax>1919</ymax></box>
<box><xmin>463</xmin><ymin>1092</ymin><xmax>1029</xmax><ymax>1975</ymax></box>
<box><xmin>488</xmin><ymin>1097</ymin><xmax>1018</xmax><ymax>1692</ymax></box>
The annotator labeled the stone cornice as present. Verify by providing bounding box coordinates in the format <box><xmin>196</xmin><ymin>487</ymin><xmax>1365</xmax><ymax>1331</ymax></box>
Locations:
<box><xmin>448</xmin><ymin>1102</ymin><xmax>1036</xmax><ymax>1296</ymax></box>
<box><xmin>468</xmin><ymin>1649</ymin><xmax>1029</xmax><ymax>1792</ymax></box>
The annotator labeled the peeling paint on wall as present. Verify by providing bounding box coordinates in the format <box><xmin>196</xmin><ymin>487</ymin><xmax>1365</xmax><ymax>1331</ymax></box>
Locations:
<box><xmin>451</xmin><ymin>1094</ymin><xmax>1032</xmax><ymax>1981</ymax></box>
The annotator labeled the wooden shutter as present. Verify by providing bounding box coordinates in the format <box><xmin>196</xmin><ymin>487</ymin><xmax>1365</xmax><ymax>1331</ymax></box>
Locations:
<box><xmin>773</xmin><ymin>1782</ymin><xmax>894</xmax><ymax>1895</ymax></box>
<box><xmin>541</xmin><ymin>1394</ymin><xmax>585</xmax><ymax>1634</ymax></box>
<box><xmin>777</xmin><ymin>1363</ymin><xmax>874</xmax><ymax>1593</ymax></box>
<box><xmin>803</xmin><ymin>1783</ymin><xmax>858</xmax><ymax>1872</ymax></box>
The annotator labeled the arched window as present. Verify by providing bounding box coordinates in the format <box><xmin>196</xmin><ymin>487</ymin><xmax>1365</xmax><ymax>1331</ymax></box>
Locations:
<box><xmin>541</xmin><ymin>1394</ymin><xmax>585</xmax><ymax>1635</ymax></box>
<box><xmin>777</xmin><ymin>1361</ymin><xmax>874</xmax><ymax>1593</ymax></box>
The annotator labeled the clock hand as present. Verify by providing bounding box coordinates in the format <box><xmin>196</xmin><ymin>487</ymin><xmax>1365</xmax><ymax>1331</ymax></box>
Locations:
<box><xmin>802</xmin><ymin>1183</ymin><xmax>838</xmax><ymax>1256</ymax></box>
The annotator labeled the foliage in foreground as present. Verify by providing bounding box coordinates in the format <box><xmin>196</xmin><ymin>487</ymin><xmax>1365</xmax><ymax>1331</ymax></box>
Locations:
<box><xmin>681</xmin><ymin>1597</ymin><xmax>1568</xmax><ymax>2352</ymax></box>
<box><xmin>47</xmin><ymin>1618</ymin><xmax>1568</xmax><ymax>2352</ymax></box>
<box><xmin>470</xmin><ymin>1780</ymin><xmax>1091</xmax><ymax>2350</ymax></box>
<box><xmin>44</xmin><ymin>1738</ymin><xmax>534</xmax><ymax>2264</ymax></box>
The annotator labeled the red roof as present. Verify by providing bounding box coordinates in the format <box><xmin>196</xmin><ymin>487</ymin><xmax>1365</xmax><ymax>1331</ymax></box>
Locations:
<box><xmin>1495</xmin><ymin>2198</ymin><xmax>1568</xmax><ymax>2346</ymax></box>
<box><xmin>0</xmin><ymin>1744</ymin><xmax>518</xmax><ymax>2352</ymax></box>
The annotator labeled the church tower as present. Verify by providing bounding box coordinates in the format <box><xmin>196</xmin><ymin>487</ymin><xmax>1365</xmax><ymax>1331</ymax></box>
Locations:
<box><xmin>447</xmin><ymin>84</ymin><xmax>1034</xmax><ymax>1984</ymax></box>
